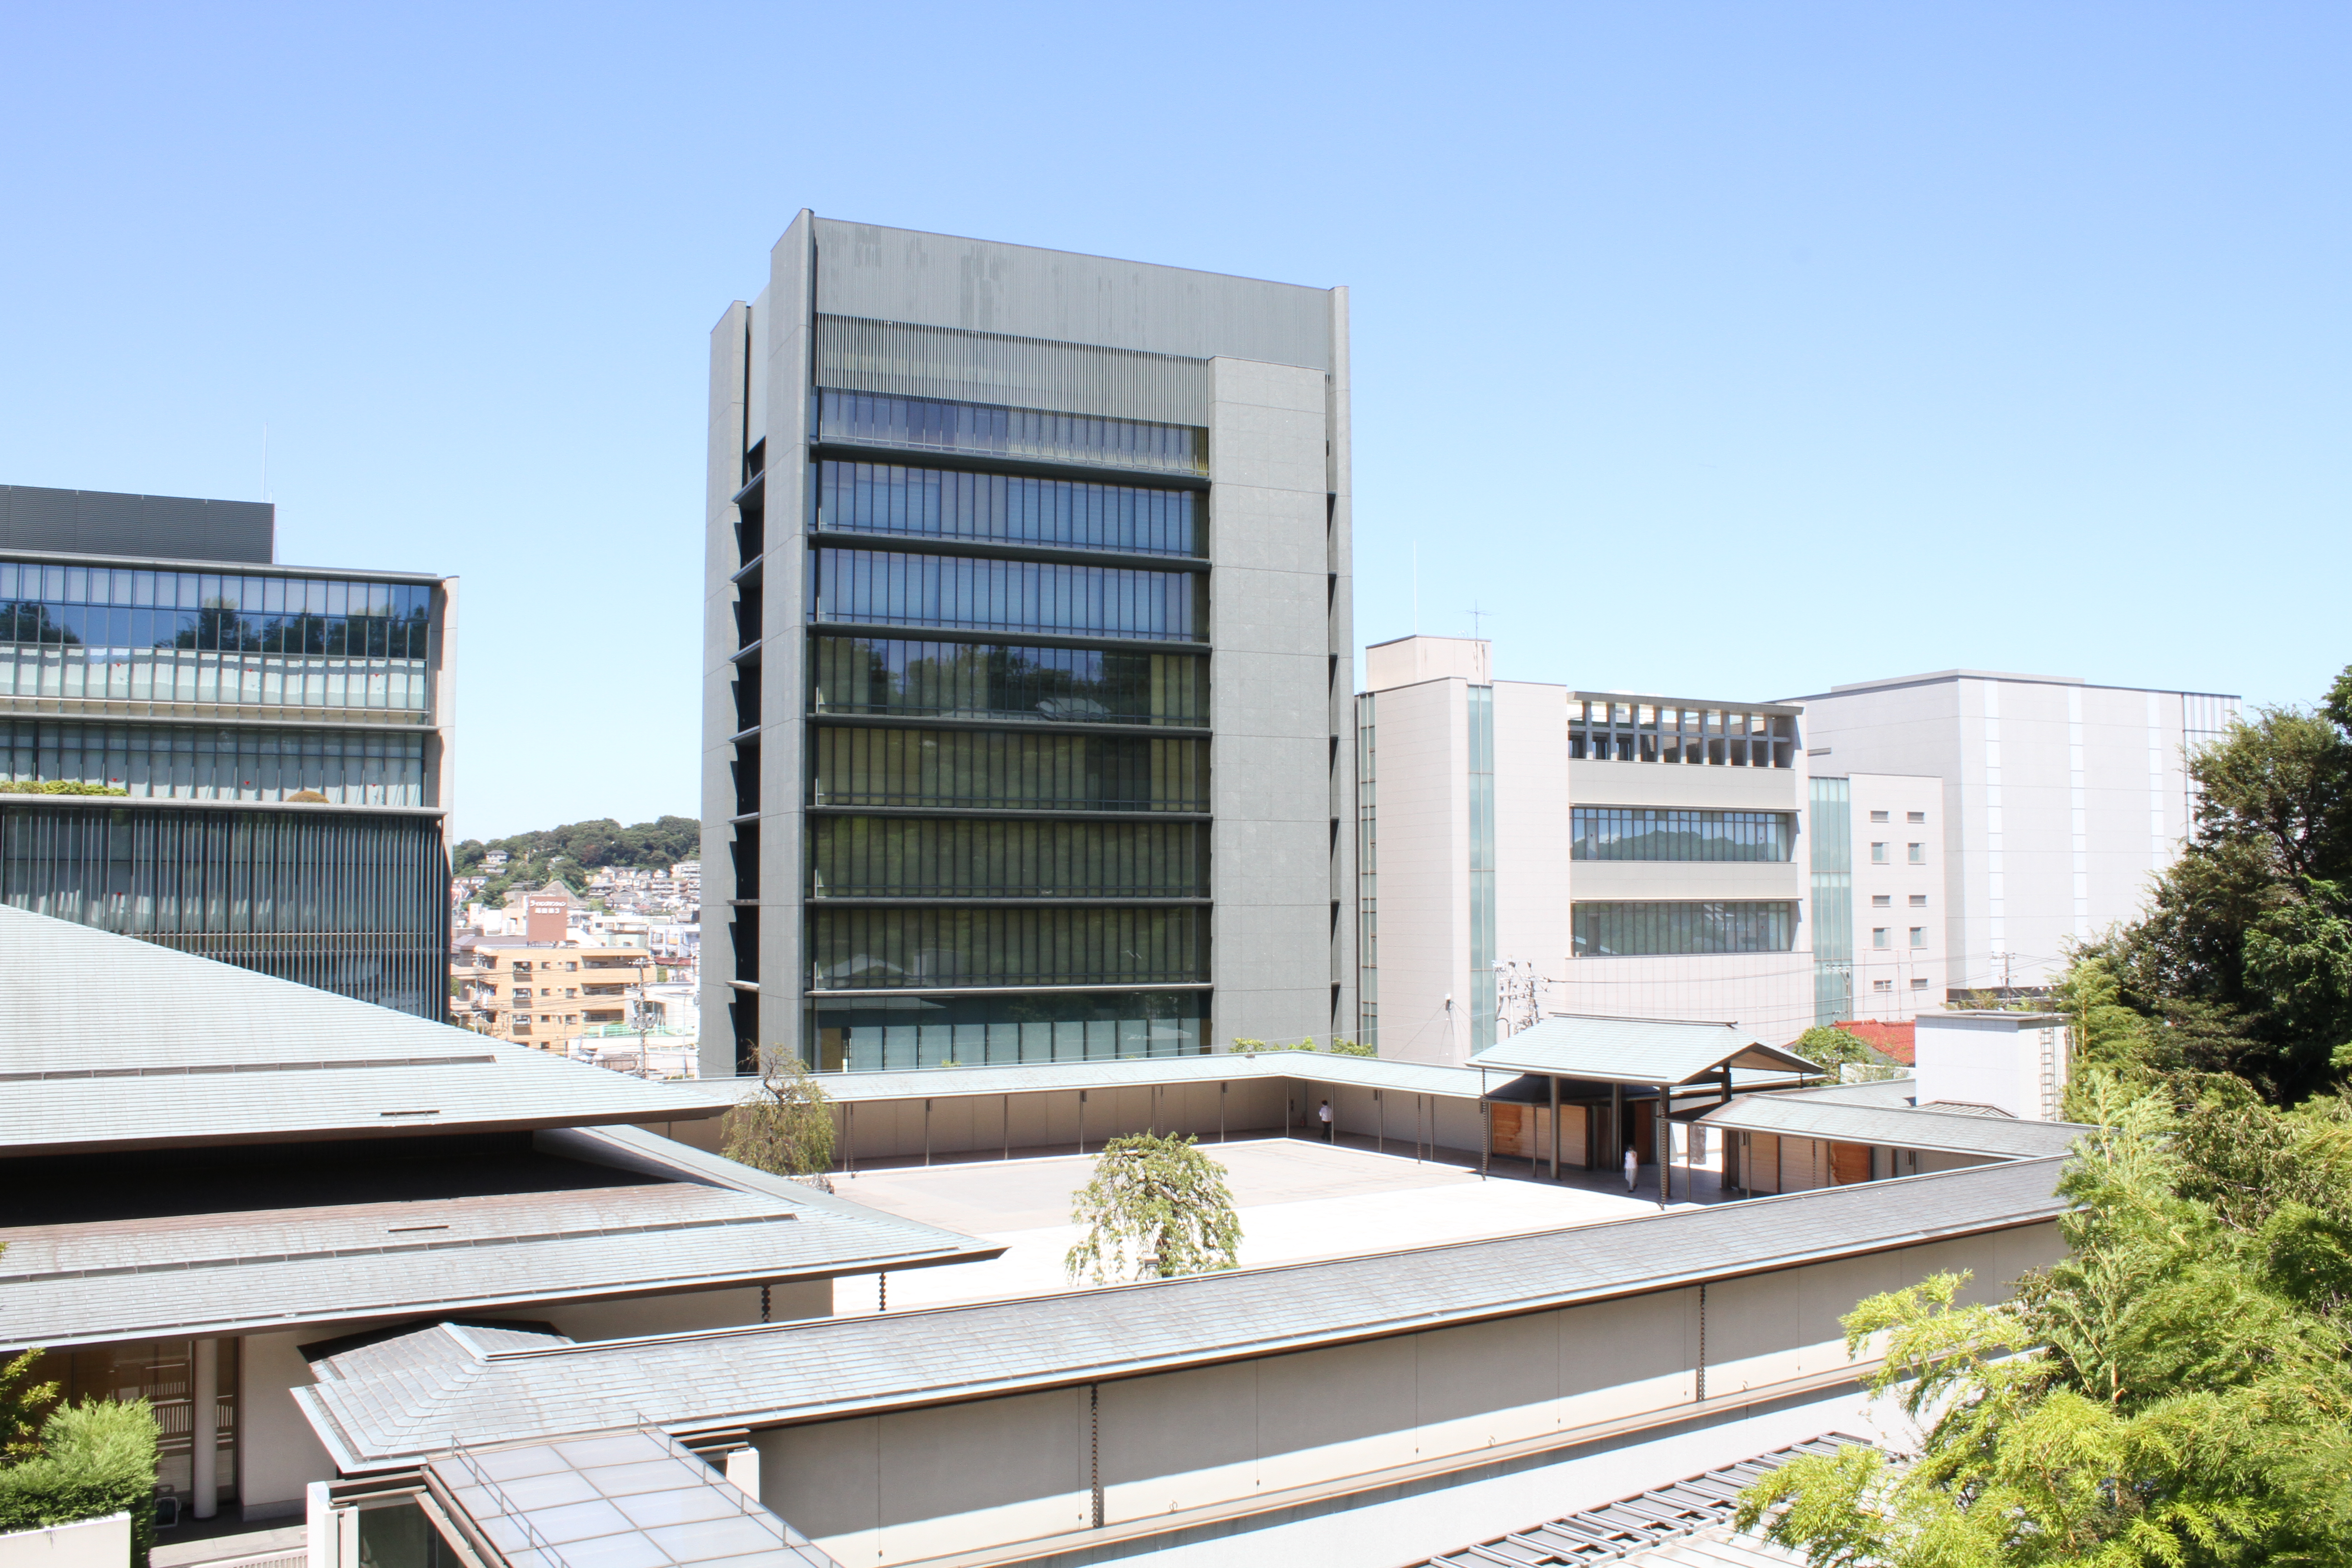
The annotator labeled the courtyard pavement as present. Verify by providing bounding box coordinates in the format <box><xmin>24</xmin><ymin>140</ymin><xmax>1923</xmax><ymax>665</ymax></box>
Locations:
<box><xmin>828</xmin><ymin>1136</ymin><xmax>1710</xmax><ymax>1315</ymax></box>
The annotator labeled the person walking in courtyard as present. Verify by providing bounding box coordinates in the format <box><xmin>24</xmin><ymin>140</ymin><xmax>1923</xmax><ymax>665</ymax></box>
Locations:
<box><xmin>1624</xmin><ymin>1145</ymin><xmax>1639</xmax><ymax>1194</ymax></box>
<box><xmin>1318</xmin><ymin>1099</ymin><xmax>1334</xmax><ymax>1143</ymax></box>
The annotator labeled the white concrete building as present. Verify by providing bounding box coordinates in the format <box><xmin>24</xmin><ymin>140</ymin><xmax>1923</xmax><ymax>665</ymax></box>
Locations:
<box><xmin>1788</xmin><ymin>670</ymin><xmax>2239</xmax><ymax>997</ymax></box>
<box><xmin>1806</xmin><ymin>770</ymin><xmax>1951</xmax><ymax>1024</ymax></box>
<box><xmin>1359</xmin><ymin>637</ymin><xmax>1813</xmax><ymax>1063</ymax></box>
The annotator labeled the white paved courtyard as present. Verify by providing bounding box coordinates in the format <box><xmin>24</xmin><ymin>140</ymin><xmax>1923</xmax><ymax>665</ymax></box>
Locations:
<box><xmin>829</xmin><ymin>1136</ymin><xmax>1693</xmax><ymax>1315</ymax></box>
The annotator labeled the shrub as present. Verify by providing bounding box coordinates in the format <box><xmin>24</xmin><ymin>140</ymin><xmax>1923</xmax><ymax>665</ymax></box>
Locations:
<box><xmin>0</xmin><ymin>781</ymin><xmax>128</xmax><ymax>797</ymax></box>
<box><xmin>1327</xmin><ymin>1038</ymin><xmax>1376</xmax><ymax>1058</ymax></box>
<box><xmin>0</xmin><ymin>1399</ymin><xmax>161</xmax><ymax>1568</ymax></box>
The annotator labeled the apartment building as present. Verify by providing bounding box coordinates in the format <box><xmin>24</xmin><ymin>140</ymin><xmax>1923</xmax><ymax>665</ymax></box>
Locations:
<box><xmin>1359</xmin><ymin>637</ymin><xmax>1813</xmax><ymax>1063</ymax></box>
<box><xmin>1789</xmin><ymin>669</ymin><xmax>2239</xmax><ymax>996</ymax></box>
<box><xmin>0</xmin><ymin>483</ymin><xmax>457</xmax><ymax>1017</ymax></box>
<box><xmin>704</xmin><ymin>215</ymin><xmax>1352</xmax><ymax>1077</ymax></box>
<box><xmin>452</xmin><ymin>937</ymin><xmax>654</xmax><ymax>1051</ymax></box>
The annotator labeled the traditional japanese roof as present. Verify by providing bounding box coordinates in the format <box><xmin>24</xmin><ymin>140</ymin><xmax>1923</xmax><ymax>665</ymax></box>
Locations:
<box><xmin>1470</xmin><ymin>1015</ymin><xmax>1822</xmax><ymax>1088</ymax></box>
<box><xmin>297</xmin><ymin>1157</ymin><xmax>2069</xmax><ymax>1469</ymax></box>
<box><xmin>0</xmin><ymin>905</ymin><xmax>718</xmax><ymax>1156</ymax></box>
<box><xmin>0</xmin><ymin>1125</ymin><xmax>1000</xmax><ymax>1350</ymax></box>
<box><xmin>1695</xmin><ymin>1093</ymin><xmax>2090</xmax><ymax>1161</ymax></box>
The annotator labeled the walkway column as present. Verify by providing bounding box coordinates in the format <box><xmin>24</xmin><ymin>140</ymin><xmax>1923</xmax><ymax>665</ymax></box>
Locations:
<box><xmin>1656</xmin><ymin>1087</ymin><xmax>1670</xmax><ymax>1210</ymax></box>
<box><xmin>191</xmin><ymin>1338</ymin><xmax>218</xmax><ymax>1519</ymax></box>
<box><xmin>1548</xmin><ymin>1075</ymin><xmax>1560</xmax><ymax>1182</ymax></box>
<box><xmin>1609</xmin><ymin>1083</ymin><xmax>1623</xmax><ymax>1169</ymax></box>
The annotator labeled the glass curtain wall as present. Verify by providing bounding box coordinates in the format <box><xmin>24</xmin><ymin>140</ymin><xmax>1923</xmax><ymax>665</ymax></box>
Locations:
<box><xmin>808</xmin><ymin>906</ymin><xmax>1205</xmax><ymax>990</ymax></box>
<box><xmin>1468</xmin><ymin>686</ymin><xmax>1495</xmax><ymax>1052</ymax></box>
<box><xmin>810</xmin><ymin>816</ymin><xmax>1206</xmax><ymax>898</ymax></box>
<box><xmin>819</xmin><ymin>390</ymin><xmax>1206</xmax><ymax>476</ymax></box>
<box><xmin>1571</xmin><ymin>900</ymin><xmax>1797</xmax><ymax>956</ymax></box>
<box><xmin>1570</xmin><ymin>808</ymin><xmax>1793</xmax><ymax>862</ymax></box>
<box><xmin>805</xmin><ymin>377</ymin><xmax>1214</xmax><ymax>1067</ymax></box>
<box><xmin>811</xmin><ymin>637</ymin><xmax>1205</xmax><ymax>727</ymax></box>
<box><xmin>809</xmin><ymin>990</ymin><xmax>1203</xmax><ymax>1072</ymax></box>
<box><xmin>810</xmin><ymin>727</ymin><xmax>1207</xmax><ymax>813</ymax></box>
<box><xmin>3</xmin><ymin>720</ymin><xmax>427</xmax><ymax>805</ymax></box>
<box><xmin>1810</xmin><ymin>777</ymin><xmax>1854</xmax><ymax>1024</ymax></box>
<box><xmin>818</xmin><ymin>461</ymin><xmax>1200</xmax><ymax>556</ymax></box>
<box><xmin>811</xmin><ymin>549</ymin><xmax>1202</xmax><ymax>642</ymax></box>
<box><xmin>1</xmin><ymin>803</ymin><xmax>450</xmax><ymax>1017</ymax></box>
<box><xmin>0</xmin><ymin>562</ymin><xmax>433</xmax><ymax>716</ymax></box>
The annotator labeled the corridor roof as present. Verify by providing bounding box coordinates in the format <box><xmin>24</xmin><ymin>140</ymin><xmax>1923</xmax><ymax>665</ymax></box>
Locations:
<box><xmin>1470</xmin><ymin>1015</ymin><xmax>1822</xmax><ymax>1088</ymax></box>
<box><xmin>298</xmin><ymin>1156</ymin><xmax>2068</xmax><ymax>1468</ymax></box>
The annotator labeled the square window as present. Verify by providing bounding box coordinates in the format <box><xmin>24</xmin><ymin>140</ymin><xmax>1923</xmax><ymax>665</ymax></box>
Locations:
<box><xmin>1873</xmin><ymin>979</ymin><xmax>1894</xmax><ymax>993</ymax></box>
<box><xmin>1910</xmin><ymin>927</ymin><xmax>1927</xmax><ymax>947</ymax></box>
<box><xmin>1911</xmin><ymin>977</ymin><xmax>1930</xmax><ymax>990</ymax></box>
<box><xmin>1871</xmin><ymin>843</ymin><xmax>1888</xmax><ymax>864</ymax></box>
<box><xmin>1910</xmin><ymin>894</ymin><xmax>1927</xmax><ymax>906</ymax></box>
<box><xmin>1869</xmin><ymin>810</ymin><xmax>1890</xmax><ymax>823</ymax></box>
<box><xmin>1907</xmin><ymin>843</ymin><xmax>1925</xmax><ymax>864</ymax></box>
<box><xmin>1873</xmin><ymin>927</ymin><xmax>1891</xmax><ymax>949</ymax></box>
<box><xmin>1907</xmin><ymin>811</ymin><xmax>1926</xmax><ymax>823</ymax></box>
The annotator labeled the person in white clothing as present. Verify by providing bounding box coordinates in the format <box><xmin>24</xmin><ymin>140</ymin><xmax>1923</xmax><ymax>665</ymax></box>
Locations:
<box><xmin>1318</xmin><ymin>1099</ymin><xmax>1334</xmax><ymax>1142</ymax></box>
<box><xmin>1624</xmin><ymin>1145</ymin><xmax>1639</xmax><ymax>1194</ymax></box>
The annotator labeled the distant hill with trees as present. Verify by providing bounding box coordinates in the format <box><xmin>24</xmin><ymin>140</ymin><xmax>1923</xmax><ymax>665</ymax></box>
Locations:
<box><xmin>454</xmin><ymin>815</ymin><xmax>699</xmax><ymax>905</ymax></box>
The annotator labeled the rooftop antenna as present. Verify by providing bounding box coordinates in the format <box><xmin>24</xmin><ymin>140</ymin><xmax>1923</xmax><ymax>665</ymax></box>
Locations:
<box><xmin>1412</xmin><ymin>542</ymin><xmax>1420</xmax><ymax>634</ymax></box>
<box><xmin>261</xmin><ymin>423</ymin><xmax>269</xmax><ymax>503</ymax></box>
<box><xmin>1466</xmin><ymin>601</ymin><xmax>1495</xmax><ymax>638</ymax></box>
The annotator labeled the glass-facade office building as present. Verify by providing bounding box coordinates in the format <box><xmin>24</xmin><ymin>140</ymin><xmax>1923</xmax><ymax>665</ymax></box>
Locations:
<box><xmin>704</xmin><ymin>216</ymin><xmax>1352</xmax><ymax>1076</ymax></box>
<box><xmin>0</xmin><ymin>485</ymin><xmax>455</xmax><ymax>1019</ymax></box>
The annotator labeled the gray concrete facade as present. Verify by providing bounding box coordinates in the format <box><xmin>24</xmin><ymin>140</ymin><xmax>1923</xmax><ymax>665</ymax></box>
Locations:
<box><xmin>0</xmin><ymin>484</ymin><xmax>273</xmax><ymax>564</ymax></box>
<box><xmin>702</xmin><ymin>216</ymin><xmax>1351</xmax><ymax>1076</ymax></box>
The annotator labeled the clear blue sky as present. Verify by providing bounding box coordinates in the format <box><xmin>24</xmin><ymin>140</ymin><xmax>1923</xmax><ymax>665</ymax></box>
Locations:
<box><xmin>2</xmin><ymin>3</ymin><xmax>2344</xmax><ymax>839</ymax></box>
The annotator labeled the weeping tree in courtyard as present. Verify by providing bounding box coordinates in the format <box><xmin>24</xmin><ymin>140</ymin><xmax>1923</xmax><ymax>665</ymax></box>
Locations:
<box><xmin>721</xmin><ymin>1048</ymin><xmax>837</xmax><ymax>1177</ymax></box>
<box><xmin>1065</xmin><ymin>1132</ymin><xmax>1242</xmax><ymax>1284</ymax></box>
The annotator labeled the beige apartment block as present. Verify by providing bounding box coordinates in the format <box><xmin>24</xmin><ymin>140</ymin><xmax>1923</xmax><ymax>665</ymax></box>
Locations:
<box><xmin>453</xmin><ymin>939</ymin><xmax>654</xmax><ymax>1053</ymax></box>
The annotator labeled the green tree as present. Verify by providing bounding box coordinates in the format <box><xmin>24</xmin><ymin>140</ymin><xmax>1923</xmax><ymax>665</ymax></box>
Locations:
<box><xmin>0</xmin><ymin>1399</ymin><xmax>162</xmax><ymax>1568</ymax></box>
<box><xmin>1065</xmin><ymin>1133</ymin><xmax>1243</xmax><ymax>1284</ymax></box>
<box><xmin>1736</xmin><ymin>1071</ymin><xmax>2352</xmax><ymax>1565</ymax></box>
<box><xmin>2073</xmin><ymin>666</ymin><xmax>2352</xmax><ymax>1103</ymax></box>
<box><xmin>720</xmin><ymin>1049</ymin><xmax>837</xmax><ymax>1176</ymax></box>
<box><xmin>1789</xmin><ymin>1024</ymin><xmax>1897</xmax><ymax>1079</ymax></box>
<box><xmin>1327</xmin><ymin>1037</ymin><xmax>1377</xmax><ymax>1058</ymax></box>
<box><xmin>0</xmin><ymin>1351</ymin><xmax>58</xmax><ymax>1462</ymax></box>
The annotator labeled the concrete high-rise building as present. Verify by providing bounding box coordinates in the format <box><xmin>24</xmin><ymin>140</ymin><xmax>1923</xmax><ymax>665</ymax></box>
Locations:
<box><xmin>1790</xmin><ymin>670</ymin><xmax>2240</xmax><ymax>998</ymax></box>
<box><xmin>1806</xmin><ymin>771</ymin><xmax>1950</xmax><ymax>1026</ymax></box>
<box><xmin>0</xmin><ymin>483</ymin><xmax>456</xmax><ymax>1018</ymax></box>
<box><xmin>703</xmin><ymin>215</ymin><xmax>1352</xmax><ymax>1077</ymax></box>
<box><xmin>1358</xmin><ymin>637</ymin><xmax>1814</xmax><ymax>1061</ymax></box>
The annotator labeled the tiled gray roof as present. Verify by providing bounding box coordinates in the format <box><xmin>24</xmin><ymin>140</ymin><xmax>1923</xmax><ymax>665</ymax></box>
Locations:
<box><xmin>426</xmin><ymin>1429</ymin><xmax>842</xmax><ymax>1568</ymax></box>
<box><xmin>1473</xmin><ymin>1015</ymin><xmax>1822</xmax><ymax>1086</ymax></box>
<box><xmin>0</xmin><ymin>906</ymin><xmax>718</xmax><ymax>1154</ymax></box>
<box><xmin>299</xmin><ymin>1157</ymin><xmax>2070</xmax><ymax>1468</ymax></box>
<box><xmin>0</xmin><ymin>1127</ymin><xmax>1000</xmax><ymax>1349</ymax></box>
<box><xmin>1416</xmin><ymin>1433</ymin><xmax>1864</xmax><ymax>1566</ymax></box>
<box><xmin>1769</xmin><ymin>1078</ymin><xmax>1919</xmax><ymax>1108</ymax></box>
<box><xmin>1696</xmin><ymin>1096</ymin><xmax>2090</xmax><ymax>1160</ymax></box>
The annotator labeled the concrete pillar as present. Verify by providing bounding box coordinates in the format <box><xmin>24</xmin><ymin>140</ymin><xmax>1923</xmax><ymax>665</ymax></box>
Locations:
<box><xmin>1548</xmin><ymin>1076</ymin><xmax>1560</xmax><ymax>1182</ymax></box>
<box><xmin>191</xmin><ymin>1338</ymin><xmax>219</xmax><ymax>1519</ymax></box>
<box><xmin>724</xmin><ymin>1446</ymin><xmax>760</xmax><ymax>1497</ymax></box>
<box><xmin>1609</xmin><ymin>1083</ymin><xmax>1623</xmax><ymax>1167</ymax></box>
